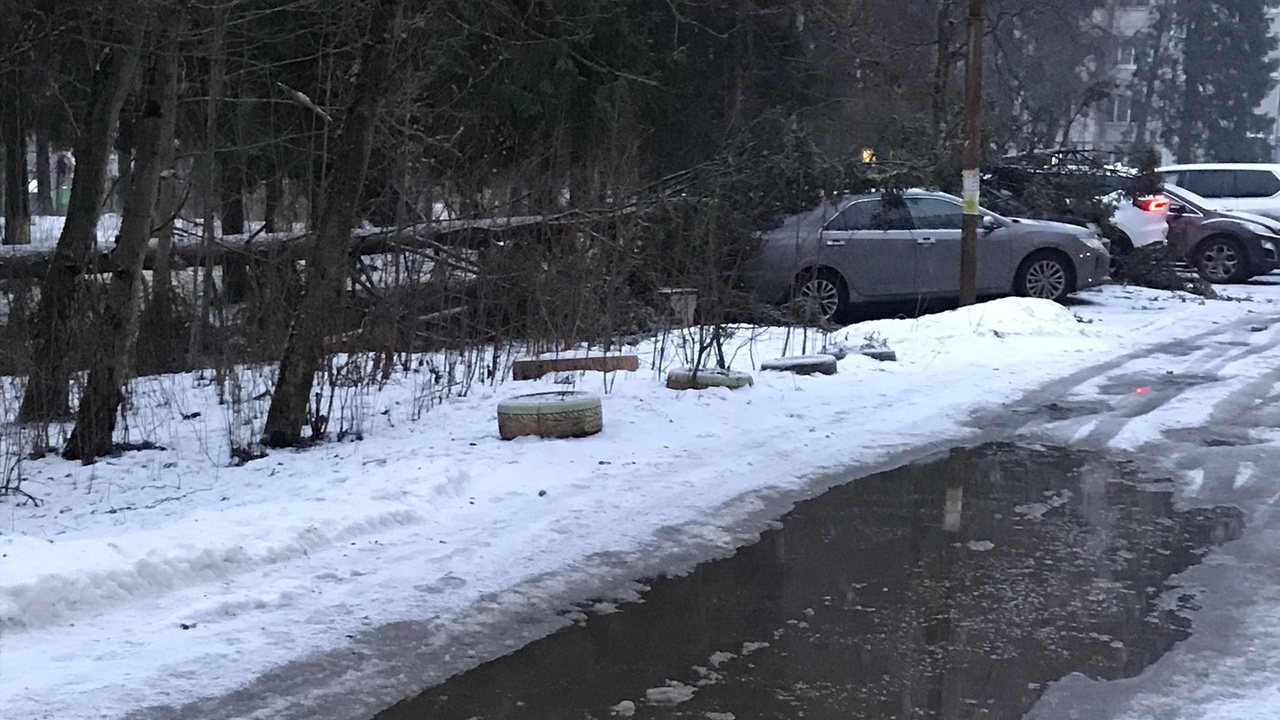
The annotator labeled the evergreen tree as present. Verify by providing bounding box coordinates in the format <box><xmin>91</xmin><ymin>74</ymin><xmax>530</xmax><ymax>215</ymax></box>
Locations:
<box><xmin>1163</xmin><ymin>0</ymin><xmax>1280</xmax><ymax>161</ymax></box>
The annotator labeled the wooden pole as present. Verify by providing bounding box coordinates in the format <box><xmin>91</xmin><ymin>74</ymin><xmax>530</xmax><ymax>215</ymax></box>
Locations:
<box><xmin>959</xmin><ymin>0</ymin><xmax>985</xmax><ymax>306</ymax></box>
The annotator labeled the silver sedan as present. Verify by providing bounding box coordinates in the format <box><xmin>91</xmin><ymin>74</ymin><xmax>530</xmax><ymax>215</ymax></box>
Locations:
<box><xmin>741</xmin><ymin>190</ymin><xmax>1110</xmax><ymax>321</ymax></box>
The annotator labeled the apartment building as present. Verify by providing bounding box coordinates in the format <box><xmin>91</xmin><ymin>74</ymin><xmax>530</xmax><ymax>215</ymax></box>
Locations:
<box><xmin>1069</xmin><ymin>0</ymin><xmax>1280</xmax><ymax>162</ymax></box>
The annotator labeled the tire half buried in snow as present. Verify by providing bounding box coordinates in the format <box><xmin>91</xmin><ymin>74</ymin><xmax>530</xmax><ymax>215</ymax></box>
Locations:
<box><xmin>497</xmin><ymin>391</ymin><xmax>603</xmax><ymax>440</ymax></box>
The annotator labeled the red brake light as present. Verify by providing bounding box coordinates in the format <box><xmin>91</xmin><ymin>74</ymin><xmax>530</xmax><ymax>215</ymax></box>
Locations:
<box><xmin>1136</xmin><ymin>196</ymin><xmax>1170</xmax><ymax>213</ymax></box>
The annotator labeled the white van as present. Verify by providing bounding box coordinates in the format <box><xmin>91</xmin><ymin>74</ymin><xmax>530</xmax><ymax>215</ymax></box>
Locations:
<box><xmin>1157</xmin><ymin>163</ymin><xmax>1280</xmax><ymax>221</ymax></box>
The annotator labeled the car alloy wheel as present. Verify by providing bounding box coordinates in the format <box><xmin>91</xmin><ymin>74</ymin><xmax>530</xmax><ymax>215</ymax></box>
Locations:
<box><xmin>1023</xmin><ymin>258</ymin><xmax>1068</xmax><ymax>300</ymax></box>
<box><xmin>1198</xmin><ymin>241</ymin><xmax>1241</xmax><ymax>283</ymax></box>
<box><xmin>797</xmin><ymin>276</ymin><xmax>841</xmax><ymax>321</ymax></box>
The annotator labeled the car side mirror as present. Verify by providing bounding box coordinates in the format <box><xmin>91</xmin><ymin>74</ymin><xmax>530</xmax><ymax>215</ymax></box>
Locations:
<box><xmin>1168</xmin><ymin>203</ymin><xmax>1187</xmax><ymax>215</ymax></box>
<box><xmin>980</xmin><ymin>216</ymin><xmax>999</xmax><ymax>232</ymax></box>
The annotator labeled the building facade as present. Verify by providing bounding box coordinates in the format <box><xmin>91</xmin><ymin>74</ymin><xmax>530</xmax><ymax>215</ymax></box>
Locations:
<box><xmin>1068</xmin><ymin>0</ymin><xmax>1280</xmax><ymax>163</ymax></box>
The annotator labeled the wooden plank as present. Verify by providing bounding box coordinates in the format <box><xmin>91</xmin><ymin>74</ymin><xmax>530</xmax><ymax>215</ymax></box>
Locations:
<box><xmin>511</xmin><ymin>355</ymin><xmax>640</xmax><ymax>381</ymax></box>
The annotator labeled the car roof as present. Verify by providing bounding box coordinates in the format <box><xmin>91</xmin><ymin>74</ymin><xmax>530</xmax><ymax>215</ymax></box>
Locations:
<box><xmin>1158</xmin><ymin>163</ymin><xmax>1280</xmax><ymax>172</ymax></box>
<box><xmin>837</xmin><ymin>189</ymin><xmax>956</xmax><ymax>203</ymax></box>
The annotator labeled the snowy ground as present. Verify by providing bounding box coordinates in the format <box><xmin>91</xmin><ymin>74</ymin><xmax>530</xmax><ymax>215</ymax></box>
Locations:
<box><xmin>4</xmin><ymin>281</ymin><xmax>1280</xmax><ymax>720</ymax></box>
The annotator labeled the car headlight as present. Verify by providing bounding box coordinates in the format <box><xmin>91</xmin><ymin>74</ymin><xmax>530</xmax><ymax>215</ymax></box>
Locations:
<box><xmin>1243</xmin><ymin>221</ymin><xmax>1279</xmax><ymax>237</ymax></box>
<box><xmin>1081</xmin><ymin>235</ymin><xmax>1107</xmax><ymax>254</ymax></box>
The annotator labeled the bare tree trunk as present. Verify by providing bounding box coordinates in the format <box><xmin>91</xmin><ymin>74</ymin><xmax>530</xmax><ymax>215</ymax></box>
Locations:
<box><xmin>1176</xmin><ymin>4</ymin><xmax>1203</xmax><ymax>162</ymax></box>
<box><xmin>262</xmin><ymin>0</ymin><xmax>402</xmax><ymax>448</ymax></box>
<box><xmin>34</xmin><ymin>125</ymin><xmax>53</xmax><ymax>215</ymax></box>
<box><xmin>1132</xmin><ymin>5</ymin><xmax>1172</xmax><ymax>149</ymax></box>
<box><xmin>221</xmin><ymin>166</ymin><xmax>251</xmax><ymax>302</ymax></box>
<box><xmin>931</xmin><ymin>0</ymin><xmax>956</xmax><ymax>154</ymax></box>
<box><xmin>19</xmin><ymin>43</ymin><xmax>141</xmax><ymax>422</ymax></box>
<box><xmin>264</xmin><ymin>172</ymin><xmax>282</xmax><ymax>233</ymax></box>
<box><xmin>2</xmin><ymin>66</ymin><xmax>31</xmax><ymax>246</ymax></box>
<box><xmin>150</xmin><ymin>126</ymin><xmax>179</xmax><ymax>310</ymax></box>
<box><xmin>188</xmin><ymin>15</ymin><xmax>226</xmax><ymax>368</ymax></box>
<box><xmin>141</xmin><ymin>126</ymin><xmax>181</xmax><ymax>374</ymax></box>
<box><xmin>66</xmin><ymin>41</ymin><xmax>177</xmax><ymax>463</ymax></box>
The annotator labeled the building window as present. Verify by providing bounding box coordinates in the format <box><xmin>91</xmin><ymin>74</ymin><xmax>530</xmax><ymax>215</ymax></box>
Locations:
<box><xmin>1117</xmin><ymin>0</ymin><xmax>1148</xmax><ymax>7</ymax></box>
<box><xmin>1107</xmin><ymin>94</ymin><xmax>1133</xmax><ymax>124</ymax></box>
<box><xmin>1117</xmin><ymin>38</ymin><xmax>1137</xmax><ymax>67</ymax></box>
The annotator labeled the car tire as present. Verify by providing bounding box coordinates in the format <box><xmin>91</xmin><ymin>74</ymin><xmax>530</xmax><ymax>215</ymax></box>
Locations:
<box><xmin>1015</xmin><ymin>251</ymin><xmax>1074</xmax><ymax>302</ymax></box>
<box><xmin>792</xmin><ymin>269</ymin><xmax>850</xmax><ymax>323</ymax></box>
<box><xmin>496</xmin><ymin>391</ymin><xmax>603</xmax><ymax>440</ymax></box>
<box><xmin>1192</xmin><ymin>235</ymin><xmax>1250</xmax><ymax>284</ymax></box>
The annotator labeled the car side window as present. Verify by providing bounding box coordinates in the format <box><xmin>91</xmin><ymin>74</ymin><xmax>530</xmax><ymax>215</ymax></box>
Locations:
<box><xmin>825</xmin><ymin>201</ymin><xmax>876</xmax><ymax>231</ymax></box>
<box><xmin>905</xmin><ymin>197</ymin><xmax>964</xmax><ymax>230</ymax></box>
<box><xmin>1233</xmin><ymin>170</ymin><xmax>1280</xmax><ymax>198</ymax></box>
<box><xmin>1181</xmin><ymin>170</ymin><xmax>1233</xmax><ymax>197</ymax></box>
<box><xmin>825</xmin><ymin>200</ymin><xmax>913</xmax><ymax>231</ymax></box>
<box><xmin>1162</xmin><ymin>171</ymin><xmax>1180</xmax><ymax>186</ymax></box>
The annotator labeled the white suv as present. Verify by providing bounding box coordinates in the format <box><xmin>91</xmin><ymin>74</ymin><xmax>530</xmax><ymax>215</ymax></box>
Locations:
<box><xmin>1100</xmin><ymin>189</ymin><xmax>1169</xmax><ymax>250</ymax></box>
<box><xmin>1157</xmin><ymin>163</ymin><xmax>1280</xmax><ymax>221</ymax></box>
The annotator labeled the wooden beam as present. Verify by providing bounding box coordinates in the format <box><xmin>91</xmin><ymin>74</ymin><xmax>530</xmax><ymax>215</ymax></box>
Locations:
<box><xmin>511</xmin><ymin>354</ymin><xmax>640</xmax><ymax>381</ymax></box>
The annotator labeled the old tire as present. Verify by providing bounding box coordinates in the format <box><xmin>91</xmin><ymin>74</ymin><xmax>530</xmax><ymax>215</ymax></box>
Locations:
<box><xmin>1192</xmin><ymin>236</ymin><xmax>1249</xmax><ymax>284</ymax></box>
<box><xmin>1015</xmin><ymin>251</ymin><xmax>1074</xmax><ymax>302</ymax></box>
<box><xmin>792</xmin><ymin>269</ymin><xmax>850</xmax><ymax>323</ymax></box>
<box><xmin>666</xmin><ymin>368</ymin><xmax>755</xmax><ymax>391</ymax></box>
<box><xmin>497</xmin><ymin>391</ymin><xmax>603</xmax><ymax>440</ymax></box>
<box><xmin>760</xmin><ymin>354</ymin><xmax>839</xmax><ymax>376</ymax></box>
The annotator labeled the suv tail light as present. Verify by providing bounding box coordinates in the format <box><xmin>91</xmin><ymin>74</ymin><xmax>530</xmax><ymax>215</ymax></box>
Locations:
<box><xmin>1135</xmin><ymin>195</ymin><xmax>1170</xmax><ymax>213</ymax></box>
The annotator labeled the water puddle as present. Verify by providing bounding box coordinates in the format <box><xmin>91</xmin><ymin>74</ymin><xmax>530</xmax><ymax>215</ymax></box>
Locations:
<box><xmin>373</xmin><ymin>443</ymin><xmax>1244</xmax><ymax>720</ymax></box>
<box><xmin>1096</xmin><ymin>372</ymin><xmax>1221</xmax><ymax>396</ymax></box>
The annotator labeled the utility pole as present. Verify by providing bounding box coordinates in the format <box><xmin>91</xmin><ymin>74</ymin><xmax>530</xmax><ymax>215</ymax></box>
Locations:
<box><xmin>959</xmin><ymin>0</ymin><xmax>985</xmax><ymax>306</ymax></box>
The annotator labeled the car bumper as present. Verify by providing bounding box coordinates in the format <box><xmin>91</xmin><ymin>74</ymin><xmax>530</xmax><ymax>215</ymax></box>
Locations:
<box><xmin>1246</xmin><ymin>234</ymin><xmax>1280</xmax><ymax>275</ymax></box>
<box><xmin>1072</xmin><ymin>247</ymin><xmax>1111</xmax><ymax>291</ymax></box>
<box><xmin>1129</xmin><ymin>224</ymin><xmax>1169</xmax><ymax>249</ymax></box>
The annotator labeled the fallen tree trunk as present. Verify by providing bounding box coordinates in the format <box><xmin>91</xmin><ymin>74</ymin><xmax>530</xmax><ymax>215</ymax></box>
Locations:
<box><xmin>0</xmin><ymin>216</ymin><xmax>563</xmax><ymax>281</ymax></box>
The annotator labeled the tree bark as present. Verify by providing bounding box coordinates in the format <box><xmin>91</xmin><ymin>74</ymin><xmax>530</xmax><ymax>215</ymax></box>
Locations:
<box><xmin>66</xmin><ymin>42</ymin><xmax>177</xmax><ymax>462</ymax></box>
<box><xmin>2</xmin><ymin>66</ymin><xmax>31</xmax><ymax>246</ymax></box>
<box><xmin>262</xmin><ymin>0</ymin><xmax>402</xmax><ymax>448</ymax></box>
<box><xmin>19</xmin><ymin>43</ymin><xmax>141</xmax><ymax>422</ymax></box>
<box><xmin>34</xmin><ymin>126</ymin><xmax>52</xmax><ymax>215</ymax></box>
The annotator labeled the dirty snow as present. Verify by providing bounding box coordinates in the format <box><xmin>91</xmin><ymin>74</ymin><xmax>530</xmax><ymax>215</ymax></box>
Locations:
<box><xmin>4</xmin><ymin>285</ymin><xmax>1280</xmax><ymax>720</ymax></box>
<box><xmin>645</xmin><ymin>681</ymin><xmax>697</xmax><ymax>705</ymax></box>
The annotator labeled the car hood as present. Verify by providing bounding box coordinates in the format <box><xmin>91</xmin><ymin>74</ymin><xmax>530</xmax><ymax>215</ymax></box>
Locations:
<box><xmin>1224</xmin><ymin>210</ymin><xmax>1280</xmax><ymax>233</ymax></box>
<box><xmin>1010</xmin><ymin>217</ymin><xmax>1095</xmax><ymax>238</ymax></box>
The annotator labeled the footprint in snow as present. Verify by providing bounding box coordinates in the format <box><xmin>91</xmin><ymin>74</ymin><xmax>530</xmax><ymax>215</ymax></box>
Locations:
<box><xmin>414</xmin><ymin>574</ymin><xmax>468</xmax><ymax>594</ymax></box>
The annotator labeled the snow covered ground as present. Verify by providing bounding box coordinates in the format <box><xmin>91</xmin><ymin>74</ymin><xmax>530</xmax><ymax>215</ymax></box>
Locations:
<box><xmin>4</xmin><ymin>282</ymin><xmax>1280</xmax><ymax>720</ymax></box>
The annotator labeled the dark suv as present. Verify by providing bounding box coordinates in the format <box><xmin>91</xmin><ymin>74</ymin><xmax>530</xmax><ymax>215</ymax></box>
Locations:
<box><xmin>1164</xmin><ymin>184</ymin><xmax>1280</xmax><ymax>283</ymax></box>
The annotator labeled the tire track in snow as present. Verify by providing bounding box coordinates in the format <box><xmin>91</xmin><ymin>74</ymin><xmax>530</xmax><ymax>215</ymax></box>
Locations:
<box><xmin>974</xmin><ymin>311</ymin><xmax>1280</xmax><ymax>457</ymax></box>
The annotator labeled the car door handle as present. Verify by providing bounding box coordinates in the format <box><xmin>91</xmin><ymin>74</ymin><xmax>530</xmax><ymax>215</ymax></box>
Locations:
<box><xmin>826</xmin><ymin>239</ymin><xmax>846</xmax><ymax>247</ymax></box>
<box><xmin>916</xmin><ymin>237</ymin><xmax>936</xmax><ymax>246</ymax></box>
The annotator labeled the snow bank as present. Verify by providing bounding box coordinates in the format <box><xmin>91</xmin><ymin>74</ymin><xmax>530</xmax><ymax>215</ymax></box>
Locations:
<box><xmin>825</xmin><ymin>297</ymin><xmax>1097</xmax><ymax>360</ymax></box>
<box><xmin>0</xmin><ymin>285</ymin><xmax>1271</xmax><ymax>720</ymax></box>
